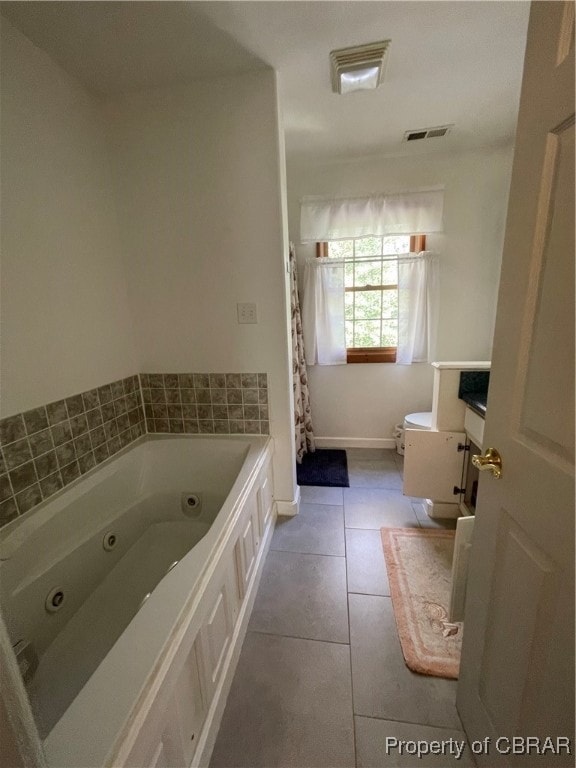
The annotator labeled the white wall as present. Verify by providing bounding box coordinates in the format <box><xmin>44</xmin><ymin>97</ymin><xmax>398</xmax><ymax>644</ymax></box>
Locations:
<box><xmin>0</xmin><ymin>18</ymin><xmax>138</xmax><ymax>416</ymax></box>
<box><xmin>287</xmin><ymin>145</ymin><xmax>514</xmax><ymax>442</ymax></box>
<box><xmin>0</xmin><ymin>20</ymin><xmax>295</xmax><ymax>504</ymax></box>
<box><xmin>103</xmin><ymin>72</ymin><xmax>295</xmax><ymax>503</ymax></box>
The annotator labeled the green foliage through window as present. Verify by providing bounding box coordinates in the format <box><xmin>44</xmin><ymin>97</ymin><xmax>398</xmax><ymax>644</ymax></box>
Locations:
<box><xmin>328</xmin><ymin>235</ymin><xmax>410</xmax><ymax>349</ymax></box>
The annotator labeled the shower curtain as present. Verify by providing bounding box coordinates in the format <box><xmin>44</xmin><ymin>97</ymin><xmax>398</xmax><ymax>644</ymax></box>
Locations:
<box><xmin>289</xmin><ymin>243</ymin><xmax>315</xmax><ymax>462</ymax></box>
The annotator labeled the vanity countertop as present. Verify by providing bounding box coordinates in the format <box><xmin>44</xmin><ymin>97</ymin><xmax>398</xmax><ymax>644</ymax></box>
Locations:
<box><xmin>461</xmin><ymin>391</ymin><xmax>487</xmax><ymax>418</ymax></box>
<box><xmin>431</xmin><ymin>361</ymin><xmax>491</xmax><ymax>370</ymax></box>
<box><xmin>458</xmin><ymin>370</ymin><xmax>490</xmax><ymax>419</ymax></box>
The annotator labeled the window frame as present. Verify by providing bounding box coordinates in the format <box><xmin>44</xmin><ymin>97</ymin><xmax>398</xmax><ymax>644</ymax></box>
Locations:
<box><xmin>317</xmin><ymin>234</ymin><xmax>426</xmax><ymax>364</ymax></box>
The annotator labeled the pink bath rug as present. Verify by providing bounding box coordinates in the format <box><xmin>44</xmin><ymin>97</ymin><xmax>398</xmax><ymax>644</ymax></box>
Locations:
<box><xmin>381</xmin><ymin>527</ymin><xmax>462</xmax><ymax>679</ymax></box>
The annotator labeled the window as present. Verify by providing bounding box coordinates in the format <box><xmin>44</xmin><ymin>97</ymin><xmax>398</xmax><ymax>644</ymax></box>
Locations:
<box><xmin>318</xmin><ymin>234</ymin><xmax>426</xmax><ymax>363</ymax></box>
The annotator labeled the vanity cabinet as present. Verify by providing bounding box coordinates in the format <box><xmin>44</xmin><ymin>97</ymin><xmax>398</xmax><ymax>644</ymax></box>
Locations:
<box><xmin>403</xmin><ymin>361</ymin><xmax>489</xmax><ymax>517</ymax></box>
<box><xmin>403</xmin><ymin>430</ymin><xmax>468</xmax><ymax>504</ymax></box>
<box><xmin>403</xmin><ymin>419</ymin><xmax>481</xmax><ymax>622</ymax></box>
<box><xmin>464</xmin><ymin>405</ymin><xmax>485</xmax><ymax>448</ymax></box>
<box><xmin>403</xmin><ymin>363</ymin><xmax>490</xmax><ymax>623</ymax></box>
<box><xmin>403</xmin><ymin>424</ymin><xmax>483</xmax><ymax>516</ymax></box>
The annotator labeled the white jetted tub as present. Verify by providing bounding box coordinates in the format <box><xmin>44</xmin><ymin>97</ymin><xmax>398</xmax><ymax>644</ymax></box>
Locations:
<box><xmin>0</xmin><ymin>434</ymin><xmax>275</xmax><ymax>767</ymax></box>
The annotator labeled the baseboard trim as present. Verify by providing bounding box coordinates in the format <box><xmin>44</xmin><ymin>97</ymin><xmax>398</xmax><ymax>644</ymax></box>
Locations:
<box><xmin>275</xmin><ymin>486</ymin><xmax>301</xmax><ymax>517</ymax></box>
<box><xmin>314</xmin><ymin>437</ymin><xmax>396</xmax><ymax>450</ymax></box>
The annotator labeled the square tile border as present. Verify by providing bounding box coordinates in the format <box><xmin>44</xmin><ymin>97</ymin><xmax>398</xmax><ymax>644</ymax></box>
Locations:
<box><xmin>0</xmin><ymin>371</ymin><xmax>269</xmax><ymax>528</ymax></box>
<box><xmin>140</xmin><ymin>372</ymin><xmax>269</xmax><ymax>438</ymax></box>
<box><xmin>0</xmin><ymin>375</ymin><xmax>145</xmax><ymax>528</ymax></box>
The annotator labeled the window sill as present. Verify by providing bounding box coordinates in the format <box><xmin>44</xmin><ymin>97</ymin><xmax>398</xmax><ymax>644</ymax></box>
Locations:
<box><xmin>347</xmin><ymin>348</ymin><xmax>397</xmax><ymax>364</ymax></box>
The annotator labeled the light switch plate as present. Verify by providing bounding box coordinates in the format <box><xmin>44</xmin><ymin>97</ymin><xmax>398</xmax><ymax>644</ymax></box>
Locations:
<box><xmin>237</xmin><ymin>302</ymin><xmax>258</xmax><ymax>324</ymax></box>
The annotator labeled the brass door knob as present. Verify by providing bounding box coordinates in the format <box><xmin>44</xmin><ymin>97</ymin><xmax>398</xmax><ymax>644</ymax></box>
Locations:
<box><xmin>471</xmin><ymin>448</ymin><xmax>503</xmax><ymax>479</ymax></box>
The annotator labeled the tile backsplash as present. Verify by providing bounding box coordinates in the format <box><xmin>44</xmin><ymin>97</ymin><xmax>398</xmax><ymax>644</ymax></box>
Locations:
<box><xmin>0</xmin><ymin>371</ymin><xmax>269</xmax><ymax>528</ymax></box>
<box><xmin>0</xmin><ymin>376</ymin><xmax>145</xmax><ymax>528</ymax></box>
<box><xmin>141</xmin><ymin>372</ymin><xmax>269</xmax><ymax>437</ymax></box>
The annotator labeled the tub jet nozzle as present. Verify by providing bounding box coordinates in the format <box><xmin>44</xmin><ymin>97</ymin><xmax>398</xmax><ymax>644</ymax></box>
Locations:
<box><xmin>181</xmin><ymin>493</ymin><xmax>202</xmax><ymax>516</ymax></box>
<box><xmin>103</xmin><ymin>532</ymin><xmax>117</xmax><ymax>551</ymax></box>
<box><xmin>45</xmin><ymin>587</ymin><xmax>65</xmax><ymax>613</ymax></box>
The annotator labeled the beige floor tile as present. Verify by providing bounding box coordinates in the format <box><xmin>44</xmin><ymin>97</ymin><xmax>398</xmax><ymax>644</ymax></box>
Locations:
<box><xmin>299</xmin><ymin>485</ymin><xmax>345</xmax><ymax>505</ymax></box>
<box><xmin>347</xmin><ymin>459</ymin><xmax>403</xmax><ymax>490</ymax></box>
<box><xmin>210</xmin><ymin>633</ymin><xmax>355</xmax><ymax>768</ymax></box>
<box><xmin>349</xmin><ymin>594</ymin><xmax>461</xmax><ymax>730</ymax></box>
<box><xmin>346</xmin><ymin>528</ymin><xmax>390</xmax><ymax>596</ymax></box>
<box><xmin>249</xmin><ymin>550</ymin><xmax>349</xmax><ymax>643</ymax></box>
<box><xmin>272</xmin><ymin>503</ymin><xmax>345</xmax><ymax>556</ymax></box>
<box><xmin>355</xmin><ymin>716</ymin><xmax>475</xmax><ymax>767</ymax></box>
<box><xmin>346</xmin><ymin>448</ymin><xmax>397</xmax><ymax>462</ymax></box>
<box><xmin>214</xmin><ymin>450</ymin><xmax>467</xmax><ymax>768</ymax></box>
<box><xmin>344</xmin><ymin>488</ymin><xmax>420</xmax><ymax>530</ymax></box>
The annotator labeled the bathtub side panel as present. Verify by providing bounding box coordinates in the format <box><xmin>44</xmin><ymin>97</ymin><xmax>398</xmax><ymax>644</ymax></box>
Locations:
<box><xmin>107</xmin><ymin>441</ymin><xmax>275</xmax><ymax>768</ymax></box>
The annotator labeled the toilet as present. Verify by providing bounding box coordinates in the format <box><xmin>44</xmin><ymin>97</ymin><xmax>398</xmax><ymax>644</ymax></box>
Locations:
<box><xmin>403</xmin><ymin>411</ymin><xmax>433</xmax><ymax>431</ymax></box>
<box><xmin>394</xmin><ymin>411</ymin><xmax>432</xmax><ymax>455</ymax></box>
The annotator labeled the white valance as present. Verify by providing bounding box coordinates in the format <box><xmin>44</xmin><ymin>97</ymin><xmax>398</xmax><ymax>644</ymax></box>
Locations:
<box><xmin>300</xmin><ymin>188</ymin><xmax>444</xmax><ymax>243</ymax></box>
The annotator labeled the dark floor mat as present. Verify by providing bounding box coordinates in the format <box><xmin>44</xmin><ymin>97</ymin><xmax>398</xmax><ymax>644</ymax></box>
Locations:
<box><xmin>296</xmin><ymin>449</ymin><xmax>349</xmax><ymax>487</ymax></box>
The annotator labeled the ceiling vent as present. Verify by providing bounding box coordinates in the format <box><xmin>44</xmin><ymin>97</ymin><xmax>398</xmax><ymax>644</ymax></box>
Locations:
<box><xmin>403</xmin><ymin>124</ymin><xmax>454</xmax><ymax>142</ymax></box>
<box><xmin>330</xmin><ymin>40</ymin><xmax>391</xmax><ymax>94</ymax></box>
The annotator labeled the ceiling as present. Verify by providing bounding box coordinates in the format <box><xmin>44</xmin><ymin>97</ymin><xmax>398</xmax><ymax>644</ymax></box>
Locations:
<box><xmin>1</xmin><ymin>1</ymin><xmax>531</xmax><ymax>161</ymax></box>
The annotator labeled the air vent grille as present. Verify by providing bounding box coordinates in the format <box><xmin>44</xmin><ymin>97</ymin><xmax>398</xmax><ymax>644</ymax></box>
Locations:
<box><xmin>404</xmin><ymin>124</ymin><xmax>454</xmax><ymax>142</ymax></box>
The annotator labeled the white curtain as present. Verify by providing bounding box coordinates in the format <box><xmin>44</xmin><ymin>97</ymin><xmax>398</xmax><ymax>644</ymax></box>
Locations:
<box><xmin>302</xmin><ymin>257</ymin><xmax>347</xmax><ymax>365</ymax></box>
<box><xmin>302</xmin><ymin>252</ymin><xmax>439</xmax><ymax>366</ymax></box>
<box><xmin>300</xmin><ymin>188</ymin><xmax>444</xmax><ymax>243</ymax></box>
<box><xmin>397</xmin><ymin>252</ymin><xmax>439</xmax><ymax>364</ymax></box>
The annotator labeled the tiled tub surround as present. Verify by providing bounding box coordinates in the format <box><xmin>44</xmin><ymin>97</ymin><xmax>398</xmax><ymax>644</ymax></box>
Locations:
<box><xmin>0</xmin><ymin>373</ymin><xmax>270</xmax><ymax>528</ymax></box>
<box><xmin>141</xmin><ymin>373</ymin><xmax>269</xmax><ymax>437</ymax></box>
<box><xmin>0</xmin><ymin>376</ymin><xmax>145</xmax><ymax>528</ymax></box>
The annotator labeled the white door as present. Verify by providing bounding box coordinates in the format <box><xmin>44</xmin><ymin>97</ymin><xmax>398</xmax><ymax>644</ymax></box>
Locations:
<box><xmin>457</xmin><ymin>3</ymin><xmax>575</xmax><ymax>766</ymax></box>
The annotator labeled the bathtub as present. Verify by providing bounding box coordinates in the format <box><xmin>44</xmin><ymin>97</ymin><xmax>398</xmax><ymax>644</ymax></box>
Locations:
<box><xmin>0</xmin><ymin>434</ymin><xmax>275</xmax><ymax>767</ymax></box>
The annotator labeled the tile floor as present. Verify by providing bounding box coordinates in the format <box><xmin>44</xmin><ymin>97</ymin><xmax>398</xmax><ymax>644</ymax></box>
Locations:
<box><xmin>210</xmin><ymin>449</ymin><xmax>474</xmax><ymax>768</ymax></box>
